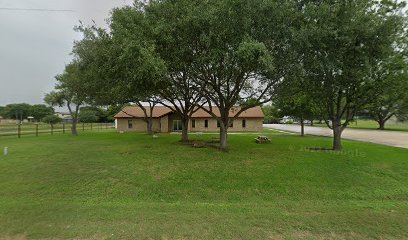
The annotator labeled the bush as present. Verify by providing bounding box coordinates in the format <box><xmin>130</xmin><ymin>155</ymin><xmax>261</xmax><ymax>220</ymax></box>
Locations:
<box><xmin>42</xmin><ymin>115</ymin><xmax>62</xmax><ymax>124</ymax></box>
<box><xmin>79</xmin><ymin>111</ymin><xmax>98</xmax><ymax>123</ymax></box>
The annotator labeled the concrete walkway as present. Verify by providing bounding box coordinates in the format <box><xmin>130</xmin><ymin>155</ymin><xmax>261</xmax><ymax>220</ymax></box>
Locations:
<box><xmin>264</xmin><ymin>124</ymin><xmax>408</xmax><ymax>149</ymax></box>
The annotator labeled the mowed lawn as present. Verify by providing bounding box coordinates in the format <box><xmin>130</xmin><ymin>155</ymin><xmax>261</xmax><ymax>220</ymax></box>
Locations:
<box><xmin>314</xmin><ymin>119</ymin><xmax>408</xmax><ymax>132</ymax></box>
<box><xmin>347</xmin><ymin>119</ymin><xmax>408</xmax><ymax>132</ymax></box>
<box><xmin>0</xmin><ymin>131</ymin><xmax>407</xmax><ymax>239</ymax></box>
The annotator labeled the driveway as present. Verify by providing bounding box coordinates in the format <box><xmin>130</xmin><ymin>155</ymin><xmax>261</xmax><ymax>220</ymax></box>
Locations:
<box><xmin>264</xmin><ymin>124</ymin><xmax>408</xmax><ymax>149</ymax></box>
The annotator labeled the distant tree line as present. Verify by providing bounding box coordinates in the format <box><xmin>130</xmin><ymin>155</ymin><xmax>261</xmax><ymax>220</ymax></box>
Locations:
<box><xmin>47</xmin><ymin>0</ymin><xmax>407</xmax><ymax>151</ymax></box>
<box><xmin>0</xmin><ymin>103</ymin><xmax>54</xmax><ymax>122</ymax></box>
<box><xmin>0</xmin><ymin>103</ymin><xmax>121</xmax><ymax>127</ymax></box>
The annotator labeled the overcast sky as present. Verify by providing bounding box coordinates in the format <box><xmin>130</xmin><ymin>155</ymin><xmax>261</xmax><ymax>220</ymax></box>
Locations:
<box><xmin>0</xmin><ymin>0</ymin><xmax>131</xmax><ymax>106</ymax></box>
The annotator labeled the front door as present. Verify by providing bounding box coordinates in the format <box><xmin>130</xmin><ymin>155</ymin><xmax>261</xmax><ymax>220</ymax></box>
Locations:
<box><xmin>172</xmin><ymin>120</ymin><xmax>182</xmax><ymax>131</ymax></box>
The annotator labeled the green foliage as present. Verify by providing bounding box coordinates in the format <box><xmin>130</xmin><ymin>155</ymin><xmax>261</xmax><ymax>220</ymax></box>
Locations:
<box><xmin>29</xmin><ymin>104</ymin><xmax>54</xmax><ymax>121</ymax></box>
<box><xmin>262</xmin><ymin>105</ymin><xmax>280</xmax><ymax>123</ymax></box>
<box><xmin>297</xmin><ymin>0</ymin><xmax>406</xmax><ymax>149</ymax></box>
<box><xmin>42</xmin><ymin>114</ymin><xmax>62</xmax><ymax>124</ymax></box>
<box><xmin>107</xmin><ymin>104</ymin><xmax>127</xmax><ymax>122</ymax></box>
<box><xmin>0</xmin><ymin>103</ymin><xmax>32</xmax><ymax>120</ymax></box>
<box><xmin>44</xmin><ymin>92</ymin><xmax>65</xmax><ymax>108</ymax></box>
<box><xmin>0</xmin><ymin>103</ymin><xmax>54</xmax><ymax>121</ymax></box>
<box><xmin>73</xmin><ymin>8</ymin><xmax>166</xmax><ymax>106</ymax></box>
<box><xmin>78</xmin><ymin>111</ymin><xmax>98</xmax><ymax>123</ymax></box>
<box><xmin>364</xmin><ymin>51</ymin><xmax>408</xmax><ymax>127</ymax></box>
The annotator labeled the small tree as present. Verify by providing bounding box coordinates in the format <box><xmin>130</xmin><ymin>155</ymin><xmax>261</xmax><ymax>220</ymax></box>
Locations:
<box><xmin>78</xmin><ymin>110</ymin><xmax>98</xmax><ymax>123</ymax></box>
<box><xmin>275</xmin><ymin>95</ymin><xmax>317</xmax><ymax>137</ymax></box>
<box><xmin>365</xmin><ymin>52</ymin><xmax>408</xmax><ymax>129</ymax></box>
<box><xmin>262</xmin><ymin>104</ymin><xmax>280</xmax><ymax>124</ymax></box>
<box><xmin>44</xmin><ymin>61</ymin><xmax>87</xmax><ymax>135</ymax></box>
<box><xmin>30</xmin><ymin>104</ymin><xmax>55</xmax><ymax>122</ymax></box>
<box><xmin>42</xmin><ymin>114</ymin><xmax>62</xmax><ymax>124</ymax></box>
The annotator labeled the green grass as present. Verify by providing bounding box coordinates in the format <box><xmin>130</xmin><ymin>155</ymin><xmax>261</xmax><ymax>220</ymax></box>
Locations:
<box><xmin>348</xmin><ymin>119</ymin><xmax>408</xmax><ymax>132</ymax></box>
<box><xmin>0</xmin><ymin>131</ymin><xmax>407</xmax><ymax>239</ymax></box>
<box><xmin>313</xmin><ymin>119</ymin><xmax>408</xmax><ymax>132</ymax></box>
<box><xmin>0</xmin><ymin>123</ymin><xmax>114</xmax><ymax>136</ymax></box>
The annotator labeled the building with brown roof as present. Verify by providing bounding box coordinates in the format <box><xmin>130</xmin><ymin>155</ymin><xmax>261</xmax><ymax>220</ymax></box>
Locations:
<box><xmin>114</xmin><ymin>106</ymin><xmax>264</xmax><ymax>133</ymax></box>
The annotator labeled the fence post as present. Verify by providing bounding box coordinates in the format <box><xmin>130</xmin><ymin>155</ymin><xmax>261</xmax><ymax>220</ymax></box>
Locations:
<box><xmin>91</xmin><ymin>123</ymin><xmax>93</xmax><ymax>130</ymax></box>
<box><xmin>51</xmin><ymin>124</ymin><xmax>53</xmax><ymax>135</ymax></box>
<box><xmin>17</xmin><ymin>124</ymin><xmax>21</xmax><ymax>138</ymax></box>
<box><xmin>63</xmin><ymin>123</ymin><xmax>65</xmax><ymax>134</ymax></box>
<box><xmin>82</xmin><ymin>123</ymin><xmax>85</xmax><ymax>131</ymax></box>
<box><xmin>36</xmin><ymin>124</ymin><xmax>38</xmax><ymax>137</ymax></box>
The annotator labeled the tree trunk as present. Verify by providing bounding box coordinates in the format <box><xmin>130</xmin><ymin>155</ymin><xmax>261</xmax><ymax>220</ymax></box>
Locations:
<box><xmin>300</xmin><ymin>118</ymin><xmax>305</xmax><ymax>137</ymax></box>
<box><xmin>181</xmin><ymin>118</ymin><xmax>189</xmax><ymax>142</ymax></box>
<box><xmin>310</xmin><ymin>120</ymin><xmax>314</xmax><ymax>126</ymax></box>
<box><xmin>146</xmin><ymin>118</ymin><xmax>154</xmax><ymax>135</ymax></box>
<box><xmin>71</xmin><ymin>120</ymin><xmax>78</xmax><ymax>136</ymax></box>
<box><xmin>377</xmin><ymin>119</ymin><xmax>386</xmax><ymax>130</ymax></box>
<box><xmin>332</xmin><ymin>125</ymin><xmax>343</xmax><ymax>151</ymax></box>
<box><xmin>69</xmin><ymin>105</ymin><xmax>79</xmax><ymax>136</ymax></box>
<box><xmin>219</xmin><ymin>125</ymin><xmax>228</xmax><ymax>151</ymax></box>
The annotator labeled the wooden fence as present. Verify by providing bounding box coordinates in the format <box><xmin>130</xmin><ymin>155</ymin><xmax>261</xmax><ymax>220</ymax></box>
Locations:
<box><xmin>0</xmin><ymin>123</ymin><xmax>115</xmax><ymax>138</ymax></box>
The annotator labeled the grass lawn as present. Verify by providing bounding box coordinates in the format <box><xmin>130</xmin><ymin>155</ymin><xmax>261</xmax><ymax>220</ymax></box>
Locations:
<box><xmin>0</xmin><ymin>123</ymin><xmax>114</xmax><ymax>137</ymax></box>
<box><xmin>348</xmin><ymin>119</ymin><xmax>408</xmax><ymax>132</ymax></box>
<box><xmin>0</xmin><ymin>131</ymin><xmax>407</xmax><ymax>239</ymax></box>
<box><xmin>313</xmin><ymin>119</ymin><xmax>408</xmax><ymax>132</ymax></box>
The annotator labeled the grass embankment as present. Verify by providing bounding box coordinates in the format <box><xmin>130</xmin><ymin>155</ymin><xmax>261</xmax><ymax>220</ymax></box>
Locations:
<box><xmin>0</xmin><ymin>131</ymin><xmax>407</xmax><ymax>239</ymax></box>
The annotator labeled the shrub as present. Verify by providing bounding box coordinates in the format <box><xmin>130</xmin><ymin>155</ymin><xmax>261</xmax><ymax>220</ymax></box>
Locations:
<box><xmin>42</xmin><ymin>115</ymin><xmax>62</xmax><ymax>124</ymax></box>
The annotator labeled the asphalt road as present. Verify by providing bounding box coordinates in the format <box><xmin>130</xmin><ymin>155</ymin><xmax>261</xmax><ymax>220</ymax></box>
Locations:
<box><xmin>264</xmin><ymin>124</ymin><xmax>408</xmax><ymax>149</ymax></box>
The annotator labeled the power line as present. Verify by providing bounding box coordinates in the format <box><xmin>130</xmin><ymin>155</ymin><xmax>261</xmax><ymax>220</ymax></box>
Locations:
<box><xmin>0</xmin><ymin>7</ymin><xmax>74</xmax><ymax>12</ymax></box>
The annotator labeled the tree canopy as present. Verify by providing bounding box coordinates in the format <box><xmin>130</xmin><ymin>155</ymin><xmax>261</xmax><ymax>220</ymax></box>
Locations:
<box><xmin>58</xmin><ymin>0</ymin><xmax>407</xmax><ymax>151</ymax></box>
<box><xmin>45</xmin><ymin>61</ymin><xmax>88</xmax><ymax>135</ymax></box>
<box><xmin>0</xmin><ymin>103</ymin><xmax>54</xmax><ymax>121</ymax></box>
<box><xmin>298</xmin><ymin>0</ymin><xmax>406</xmax><ymax>150</ymax></box>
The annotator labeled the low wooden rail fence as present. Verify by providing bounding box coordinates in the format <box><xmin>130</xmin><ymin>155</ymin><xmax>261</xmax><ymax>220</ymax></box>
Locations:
<box><xmin>0</xmin><ymin>123</ymin><xmax>115</xmax><ymax>138</ymax></box>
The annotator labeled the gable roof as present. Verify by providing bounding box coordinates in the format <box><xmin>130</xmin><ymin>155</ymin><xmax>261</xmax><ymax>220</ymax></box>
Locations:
<box><xmin>114</xmin><ymin>105</ymin><xmax>264</xmax><ymax>119</ymax></box>
<box><xmin>114</xmin><ymin>106</ymin><xmax>173</xmax><ymax>118</ymax></box>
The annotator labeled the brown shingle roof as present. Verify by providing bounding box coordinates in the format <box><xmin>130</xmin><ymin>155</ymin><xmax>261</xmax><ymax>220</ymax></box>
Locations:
<box><xmin>114</xmin><ymin>106</ymin><xmax>264</xmax><ymax>118</ymax></box>
<box><xmin>114</xmin><ymin>106</ymin><xmax>173</xmax><ymax>118</ymax></box>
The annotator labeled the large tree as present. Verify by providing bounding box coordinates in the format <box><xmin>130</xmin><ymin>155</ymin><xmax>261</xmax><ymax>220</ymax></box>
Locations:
<box><xmin>73</xmin><ymin>7</ymin><xmax>166</xmax><ymax>135</ymax></box>
<box><xmin>148</xmin><ymin>0</ymin><xmax>297</xmax><ymax>150</ymax></box>
<box><xmin>299</xmin><ymin>0</ymin><xmax>406</xmax><ymax>150</ymax></box>
<box><xmin>145</xmin><ymin>0</ymin><xmax>206</xmax><ymax>142</ymax></box>
<box><xmin>44</xmin><ymin>61</ymin><xmax>87</xmax><ymax>135</ymax></box>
